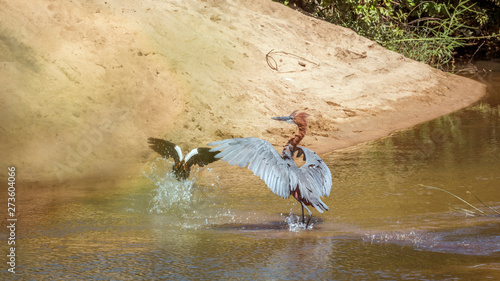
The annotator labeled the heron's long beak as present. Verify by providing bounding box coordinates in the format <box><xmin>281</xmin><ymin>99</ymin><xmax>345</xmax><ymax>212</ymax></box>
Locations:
<box><xmin>271</xmin><ymin>116</ymin><xmax>295</xmax><ymax>124</ymax></box>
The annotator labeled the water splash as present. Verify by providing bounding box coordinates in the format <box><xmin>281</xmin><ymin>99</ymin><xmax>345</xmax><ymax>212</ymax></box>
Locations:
<box><xmin>142</xmin><ymin>158</ymin><xmax>232</xmax><ymax>229</ymax></box>
<box><xmin>363</xmin><ymin>230</ymin><xmax>423</xmax><ymax>247</ymax></box>
<box><xmin>143</xmin><ymin>158</ymin><xmax>199</xmax><ymax>213</ymax></box>
<box><xmin>284</xmin><ymin>210</ymin><xmax>312</xmax><ymax>232</ymax></box>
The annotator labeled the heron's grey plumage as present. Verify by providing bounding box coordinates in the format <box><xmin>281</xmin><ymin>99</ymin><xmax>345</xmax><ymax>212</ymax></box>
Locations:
<box><xmin>293</xmin><ymin>146</ymin><xmax>332</xmax><ymax>213</ymax></box>
<box><xmin>208</xmin><ymin>137</ymin><xmax>332</xmax><ymax>212</ymax></box>
<box><xmin>209</xmin><ymin>138</ymin><xmax>291</xmax><ymax>199</ymax></box>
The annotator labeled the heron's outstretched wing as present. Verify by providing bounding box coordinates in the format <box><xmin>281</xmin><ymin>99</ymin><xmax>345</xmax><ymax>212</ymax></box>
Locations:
<box><xmin>147</xmin><ymin>138</ymin><xmax>182</xmax><ymax>164</ymax></box>
<box><xmin>185</xmin><ymin>147</ymin><xmax>220</xmax><ymax>168</ymax></box>
<box><xmin>208</xmin><ymin>137</ymin><xmax>291</xmax><ymax>199</ymax></box>
<box><xmin>295</xmin><ymin>146</ymin><xmax>332</xmax><ymax>212</ymax></box>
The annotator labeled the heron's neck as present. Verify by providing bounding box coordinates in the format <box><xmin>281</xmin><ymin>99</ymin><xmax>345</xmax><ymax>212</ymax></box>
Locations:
<box><xmin>287</xmin><ymin>121</ymin><xmax>307</xmax><ymax>148</ymax></box>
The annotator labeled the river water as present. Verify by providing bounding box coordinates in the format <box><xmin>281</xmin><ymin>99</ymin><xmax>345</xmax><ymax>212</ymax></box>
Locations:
<box><xmin>3</xmin><ymin>71</ymin><xmax>500</xmax><ymax>280</ymax></box>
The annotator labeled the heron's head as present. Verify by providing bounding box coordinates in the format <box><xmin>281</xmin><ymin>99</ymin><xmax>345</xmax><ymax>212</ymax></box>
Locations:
<box><xmin>271</xmin><ymin>110</ymin><xmax>309</xmax><ymax>125</ymax></box>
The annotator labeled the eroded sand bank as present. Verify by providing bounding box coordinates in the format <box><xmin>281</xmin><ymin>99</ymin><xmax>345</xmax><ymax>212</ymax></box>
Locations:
<box><xmin>0</xmin><ymin>0</ymin><xmax>485</xmax><ymax>184</ymax></box>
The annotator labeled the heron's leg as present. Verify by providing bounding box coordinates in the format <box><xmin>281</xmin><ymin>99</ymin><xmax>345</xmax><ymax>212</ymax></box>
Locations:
<box><xmin>301</xmin><ymin>202</ymin><xmax>313</xmax><ymax>228</ymax></box>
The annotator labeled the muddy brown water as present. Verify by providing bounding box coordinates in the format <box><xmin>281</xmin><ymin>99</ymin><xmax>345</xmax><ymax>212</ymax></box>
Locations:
<box><xmin>3</xmin><ymin>73</ymin><xmax>500</xmax><ymax>279</ymax></box>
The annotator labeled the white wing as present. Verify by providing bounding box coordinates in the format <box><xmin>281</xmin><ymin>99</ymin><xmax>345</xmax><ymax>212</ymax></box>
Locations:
<box><xmin>208</xmin><ymin>138</ymin><xmax>291</xmax><ymax>199</ymax></box>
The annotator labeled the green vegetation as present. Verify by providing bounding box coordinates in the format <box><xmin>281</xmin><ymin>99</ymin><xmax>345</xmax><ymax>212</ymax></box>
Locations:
<box><xmin>276</xmin><ymin>0</ymin><xmax>500</xmax><ymax>70</ymax></box>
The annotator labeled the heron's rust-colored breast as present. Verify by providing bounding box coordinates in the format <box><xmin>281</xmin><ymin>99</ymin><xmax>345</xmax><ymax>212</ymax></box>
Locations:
<box><xmin>292</xmin><ymin>188</ymin><xmax>312</xmax><ymax>206</ymax></box>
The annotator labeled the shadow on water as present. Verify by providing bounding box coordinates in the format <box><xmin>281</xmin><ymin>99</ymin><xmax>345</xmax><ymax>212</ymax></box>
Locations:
<box><xmin>211</xmin><ymin>216</ymin><xmax>327</xmax><ymax>232</ymax></box>
<box><xmin>212</xmin><ymin>221</ymin><xmax>289</xmax><ymax>231</ymax></box>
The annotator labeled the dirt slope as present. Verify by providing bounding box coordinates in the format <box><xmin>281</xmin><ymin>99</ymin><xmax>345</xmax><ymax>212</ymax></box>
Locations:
<box><xmin>0</xmin><ymin>0</ymin><xmax>486</xmax><ymax>185</ymax></box>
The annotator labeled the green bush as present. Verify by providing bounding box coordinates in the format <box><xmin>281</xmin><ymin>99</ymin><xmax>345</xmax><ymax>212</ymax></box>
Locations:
<box><xmin>277</xmin><ymin>0</ymin><xmax>500</xmax><ymax>69</ymax></box>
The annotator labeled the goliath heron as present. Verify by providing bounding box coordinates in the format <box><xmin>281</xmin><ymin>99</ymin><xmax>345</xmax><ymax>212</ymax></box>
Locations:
<box><xmin>208</xmin><ymin>111</ymin><xmax>332</xmax><ymax>228</ymax></box>
<box><xmin>147</xmin><ymin>138</ymin><xmax>219</xmax><ymax>181</ymax></box>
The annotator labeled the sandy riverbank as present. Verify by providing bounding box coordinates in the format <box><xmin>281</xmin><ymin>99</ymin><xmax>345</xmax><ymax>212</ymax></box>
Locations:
<box><xmin>0</xmin><ymin>0</ymin><xmax>486</xmax><ymax>185</ymax></box>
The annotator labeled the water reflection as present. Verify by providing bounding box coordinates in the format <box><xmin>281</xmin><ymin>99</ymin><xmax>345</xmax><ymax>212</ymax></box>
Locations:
<box><xmin>326</xmin><ymin>102</ymin><xmax>500</xmax><ymax>258</ymax></box>
<box><xmin>3</xmin><ymin>99</ymin><xmax>500</xmax><ymax>279</ymax></box>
